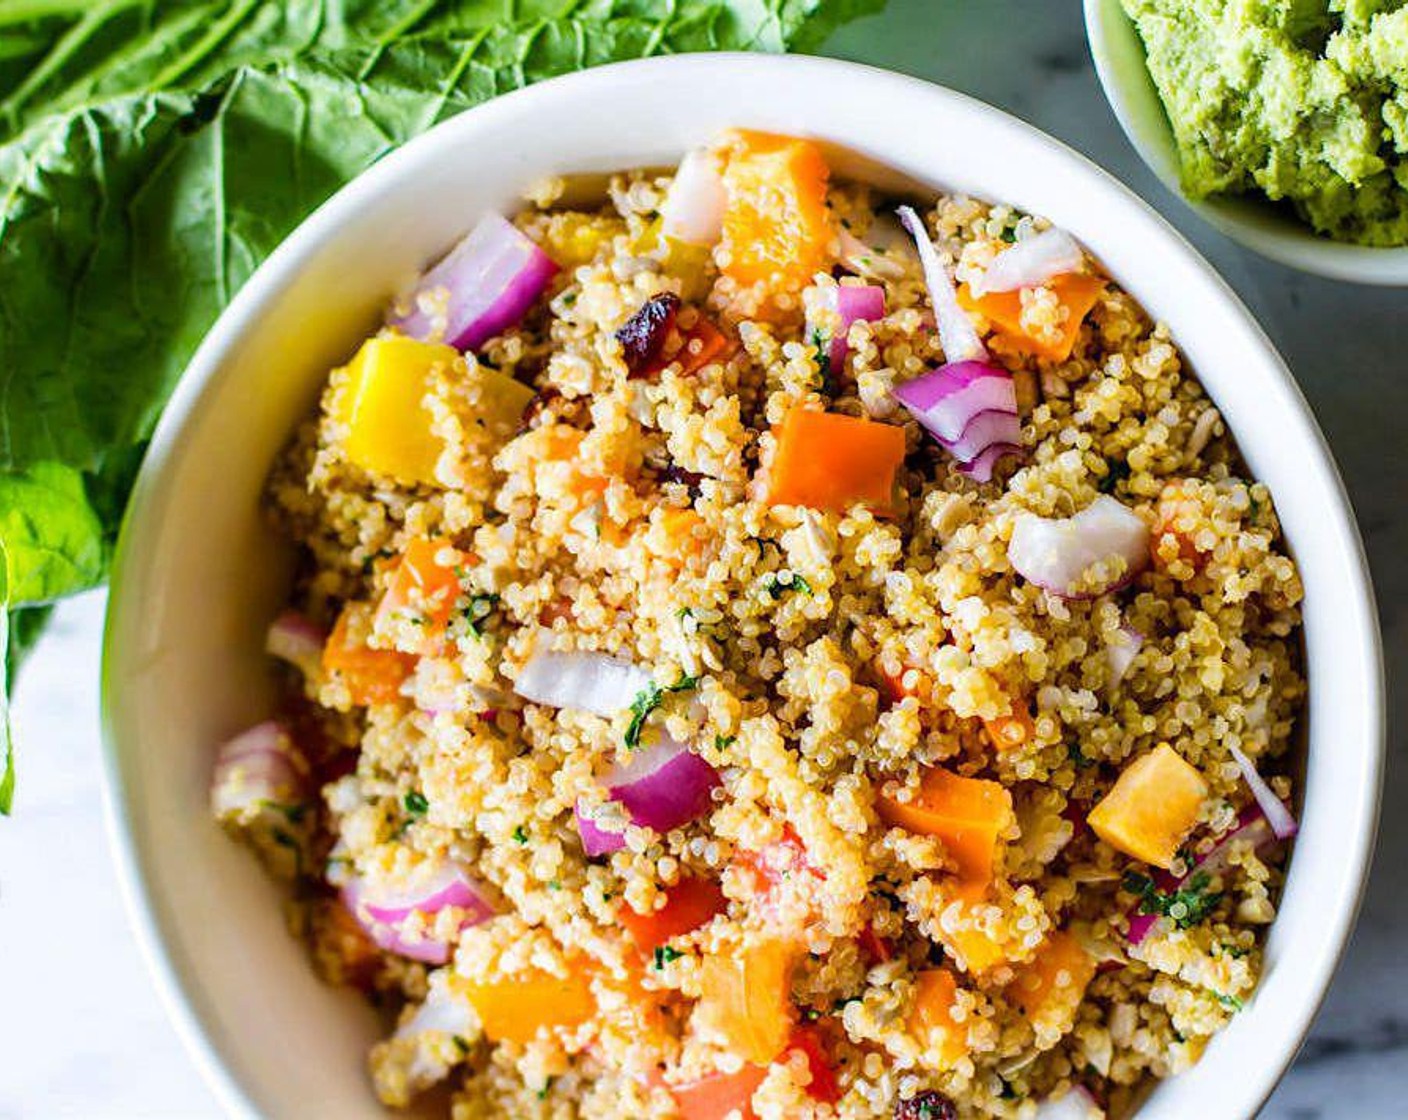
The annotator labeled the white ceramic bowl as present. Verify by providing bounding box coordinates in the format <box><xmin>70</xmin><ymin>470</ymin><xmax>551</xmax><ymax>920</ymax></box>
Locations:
<box><xmin>1085</xmin><ymin>0</ymin><xmax>1408</xmax><ymax>286</ymax></box>
<box><xmin>102</xmin><ymin>52</ymin><xmax>1384</xmax><ymax>1120</ymax></box>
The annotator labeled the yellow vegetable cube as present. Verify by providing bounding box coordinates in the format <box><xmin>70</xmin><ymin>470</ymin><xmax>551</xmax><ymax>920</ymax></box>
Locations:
<box><xmin>1088</xmin><ymin>743</ymin><xmax>1208</xmax><ymax>868</ymax></box>
<box><xmin>336</xmin><ymin>336</ymin><xmax>459</xmax><ymax>484</ymax></box>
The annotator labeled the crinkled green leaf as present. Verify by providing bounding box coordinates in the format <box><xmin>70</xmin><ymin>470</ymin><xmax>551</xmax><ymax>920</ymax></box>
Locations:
<box><xmin>0</xmin><ymin>0</ymin><xmax>882</xmax><ymax>810</ymax></box>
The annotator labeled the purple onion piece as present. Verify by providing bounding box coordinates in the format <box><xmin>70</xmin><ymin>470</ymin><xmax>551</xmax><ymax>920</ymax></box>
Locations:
<box><xmin>391</xmin><ymin>213</ymin><xmax>558</xmax><ymax>352</ymax></box>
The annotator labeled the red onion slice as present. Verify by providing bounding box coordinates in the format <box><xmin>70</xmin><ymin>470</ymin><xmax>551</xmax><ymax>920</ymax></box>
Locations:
<box><xmin>1034</xmin><ymin>1085</ymin><xmax>1104</xmax><ymax>1120</ymax></box>
<box><xmin>1228</xmin><ymin>745</ymin><xmax>1298</xmax><ymax>840</ymax></box>
<box><xmin>513</xmin><ymin>650</ymin><xmax>650</xmax><ymax>717</ymax></box>
<box><xmin>391</xmin><ymin>213</ymin><xmax>558</xmax><ymax>352</ymax></box>
<box><xmin>1008</xmin><ymin>496</ymin><xmax>1150</xmax><ymax>598</ymax></box>
<box><xmin>1105</xmin><ymin>622</ymin><xmax>1145</xmax><ymax>691</ymax></box>
<box><xmin>972</xmin><ymin>228</ymin><xmax>1085</xmax><ymax>296</ymax></box>
<box><xmin>210</xmin><ymin>721</ymin><xmax>307</xmax><ymax>820</ymax></box>
<box><xmin>343</xmin><ymin>860</ymin><xmax>495</xmax><ymax>965</ymax></box>
<box><xmin>812</xmin><ymin>284</ymin><xmax>885</xmax><ymax>370</ymax></box>
<box><xmin>661</xmin><ymin>147</ymin><xmax>727</xmax><ymax>246</ymax></box>
<box><xmin>959</xmin><ymin>442</ymin><xmax>1024</xmax><ymax>483</ymax></box>
<box><xmin>265</xmin><ymin>610</ymin><xmax>326</xmax><ymax>678</ymax></box>
<box><xmin>893</xmin><ymin>360</ymin><xmax>1023</xmax><ymax>480</ymax></box>
<box><xmin>941</xmin><ymin>408</ymin><xmax>1023</xmax><ymax>463</ymax></box>
<box><xmin>575</xmin><ymin>733</ymin><xmax>721</xmax><ymax>855</ymax></box>
<box><xmin>896</xmin><ymin>205</ymin><xmax>986</xmax><ymax>365</ymax></box>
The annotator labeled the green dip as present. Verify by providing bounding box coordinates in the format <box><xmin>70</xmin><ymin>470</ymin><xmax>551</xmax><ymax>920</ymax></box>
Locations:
<box><xmin>1122</xmin><ymin>0</ymin><xmax>1408</xmax><ymax>246</ymax></box>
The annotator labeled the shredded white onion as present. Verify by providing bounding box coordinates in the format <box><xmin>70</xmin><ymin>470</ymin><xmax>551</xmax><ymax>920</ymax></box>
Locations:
<box><xmin>896</xmin><ymin>205</ymin><xmax>987</xmax><ymax>364</ymax></box>
<box><xmin>512</xmin><ymin>649</ymin><xmax>650</xmax><ymax>716</ymax></box>
<box><xmin>1008</xmin><ymin>496</ymin><xmax>1150</xmax><ymax>598</ymax></box>
<box><xmin>1228</xmin><ymin>744</ymin><xmax>1299</xmax><ymax>840</ymax></box>
<box><xmin>1033</xmin><ymin>1085</ymin><xmax>1105</xmax><ymax>1120</ymax></box>
<box><xmin>972</xmin><ymin>227</ymin><xmax>1084</xmax><ymax>296</ymax></box>
<box><xmin>661</xmin><ymin>147</ymin><xmax>727</xmax><ymax>246</ymax></box>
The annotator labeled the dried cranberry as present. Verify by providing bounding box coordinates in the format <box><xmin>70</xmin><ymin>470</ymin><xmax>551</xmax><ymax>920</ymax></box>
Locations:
<box><xmin>616</xmin><ymin>292</ymin><xmax>681</xmax><ymax>374</ymax></box>
<box><xmin>658</xmin><ymin>464</ymin><xmax>706</xmax><ymax>490</ymax></box>
<box><xmin>895</xmin><ymin>1091</ymin><xmax>958</xmax><ymax>1120</ymax></box>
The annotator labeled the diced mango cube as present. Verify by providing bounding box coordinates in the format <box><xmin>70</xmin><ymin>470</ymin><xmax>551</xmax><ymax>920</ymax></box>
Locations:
<box><xmin>908</xmin><ymin>968</ymin><xmax>968</xmax><ymax>1068</ymax></box>
<box><xmin>1006</xmin><ymin>930</ymin><xmax>1095</xmax><ymax>1031</ymax></box>
<box><xmin>335</xmin><ymin>336</ymin><xmax>460</xmax><ymax>484</ymax></box>
<box><xmin>877</xmin><ymin>767</ymin><xmax>1014</xmax><ymax>886</ymax></box>
<box><xmin>695</xmin><ymin>939</ymin><xmax>798</xmax><ymax>1064</ymax></box>
<box><xmin>1088</xmin><ymin>743</ymin><xmax>1207</xmax><ymax>868</ymax></box>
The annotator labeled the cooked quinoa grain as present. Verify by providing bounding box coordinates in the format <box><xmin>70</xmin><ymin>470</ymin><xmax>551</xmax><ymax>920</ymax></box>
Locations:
<box><xmin>215</xmin><ymin>131</ymin><xmax>1303</xmax><ymax>1120</ymax></box>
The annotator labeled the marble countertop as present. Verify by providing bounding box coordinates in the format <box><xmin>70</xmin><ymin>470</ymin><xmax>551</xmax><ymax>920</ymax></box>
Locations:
<box><xmin>1</xmin><ymin>2</ymin><xmax>1403</xmax><ymax>1116</ymax></box>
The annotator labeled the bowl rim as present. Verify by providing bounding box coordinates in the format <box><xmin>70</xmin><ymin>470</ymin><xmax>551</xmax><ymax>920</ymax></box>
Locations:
<box><xmin>1083</xmin><ymin>0</ymin><xmax>1408</xmax><ymax>286</ymax></box>
<box><xmin>100</xmin><ymin>50</ymin><xmax>1385</xmax><ymax>1120</ymax></box>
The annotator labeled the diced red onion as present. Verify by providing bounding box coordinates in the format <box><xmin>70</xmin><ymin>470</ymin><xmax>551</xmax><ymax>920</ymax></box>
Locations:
<box><xmin>1034</xmin><ymin>1085</ymin><xmax>1104</xmax><ymax>1120</ymax></box>
<box><xmin>1105</xmin><ymin>622</ymin><xmax>1145</xmax><ymax>691</ymax></box>
<box><xmin>812</xmin><ymin>284</ymin><xmax>885</xmax><ymax>369</ymax></box>
<box><xmin>265</xmin><ymin>610</ymin><xmax>326</xmax><ymax>678</ymax></box>
<box><xmin>513</xmin><ymin>650</ymin><xmax>650</xmax><ymax>717</ymax></box>
<box><xmin>896</xmin><ymin>205</ymin><xmax>987</xmax><ymax>365</ymax></box>
<box><xmin>893</xmin><ymin>360</ymin><xmax>1023</xmax><ymax>481</ymax></box>
<box><xmin>661</xmin><ymin>147</ymin><xmax>727</xmax><ymax>246</ymax></box>
<box><xmin>575</xmin><ymin>733</ymin><xmax>721</xmax><ymax>855</ymax></box>
<box><xmin>343</xmin><ymin>860</ymin><xmax>495</xmax><ymax>965</ymax></box>
<box><xmin>1124</xmin><ymin>911</ymin><xmax>1162</xmax><ymax>948</ymax></box>
<box><xmin>390</xmin><ymin>213</ymin><xmax>558</xmax><ymax>352</ymax></box>
<box><xmin>1008</xmin><ymin>496</ymin><xmax>1150</xmax><ymax>598</ymax></box>
<box><xmin>1229</xmin><ymin>745</ymin><xmax>1299</xmax><ymax>840</ymax></box>
<box><xmin>210</xmin><ymin>721</ymin><xmax>307</xmax><ymax>820</ymax></box>
<box><xmin>837</xmin><ymin>226</ymin><xmax>908</xmax><ymax>281</ymax></box>
<box><xmin>972</xmin><ymin>228</ymin><xmax>1085</xmax><ymax>296</ymax></box>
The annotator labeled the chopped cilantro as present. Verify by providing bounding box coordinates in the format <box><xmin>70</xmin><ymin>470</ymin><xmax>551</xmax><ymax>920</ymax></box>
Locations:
<box><xmin>1098</xmin><ymin>460</ymin><xmax>1131</xmax><ymax>493</ymax></box>
<box><xmin>452</xmin><ymin>1035</ymin><xmax>470</xmax><ymax>1056</ymax></box>
<box><xmin>512</xmin><ymin>825</ymin><xmax>529</xmax><ymax>845</ymax></box>
<box><xmin>652</xmin><ymin>945</ymin><xmax>684</xmax><ymax>970</ymax></box>
<box><xmin>714</xmin><ymin>734</ymin><xmax>736</xmax><ymax>751</ymax></box>
<box><xmin>1122</xmin><ymin>869</ymin><xmax>1223</xmax><ymax>929</ymax></box>
<box><xmin>1067</xmin><ymin>742</ymin><xmax>1095</xmax><ymax>769</ymax></box>
<box><xmin>624</xmin><ymin>672</ymin><xmax>699</xmax><ymax>749</ymax></box>
<box><xmin>537</xmin><ymin>1078</ymin><xmax>554</xmax><ymax>1100</ymax></box>
<box><xmin>403</xmin><ymin>791</ymin><xmax>429</xmax><ymax>817</ymax></box>
<box><xmin>1000</xmin><ymin>226</ymin><xmax>1018</xmax><ymax>244</ymax></box>
<box><xmin>547</xmin><ymin>880</ymin><xmax>561</xmax><ymax>891</ymax></box>
<box><xmin>809</xmin><ymin>328</ymin><xmax>833</xmax><ymax>394</ymax></box>
<box><xmin>764</xmin><ymin>571</ymin><xmax>813</xmax><ymax>599</ymax></box>
<box><xmin>676</xmin><ymin>606</ymin><xmax>693</xmax><ymax>621</ymax></box>
<box><xmin>461</xmin><ymin>592</ymin><xmax>501</xmax><ymax>639</ymax></box>
<box><xmin>1215</xmin><ymin>991</ymin><xmax>1244</xmax><ymax>1011</ymax></box>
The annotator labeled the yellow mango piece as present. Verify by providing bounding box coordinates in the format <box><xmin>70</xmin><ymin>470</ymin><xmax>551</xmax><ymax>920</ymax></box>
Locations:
<box><xmin>336</xmin><ymin>336</ymin><xmax>459</xmax><ymax>484</ymax></box>
<box><xmin>908</xmin><ymin>968</ymin><xmax>969</xmax><ymax>1068</ymax></box>
<box><xmin>1088</xmin><ymin>743</ymin><xmax>1208</xmax><ymax>868</ymax></box>
<box><xmin>477</xmin><ymin>366</ymin><xmax>536</xmax><ymax>437</ymax></box>
<box><xmin>1006</xmin><ymin>930</ymin><xmax>1095</xmax><ymax>1030</ymax></box>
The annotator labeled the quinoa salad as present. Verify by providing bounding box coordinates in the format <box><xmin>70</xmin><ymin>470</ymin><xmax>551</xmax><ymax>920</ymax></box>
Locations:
<box><xmin>213</xmin><ymin>131</ymin><xmax>1305</xmax><ymax>1120</ymax></box>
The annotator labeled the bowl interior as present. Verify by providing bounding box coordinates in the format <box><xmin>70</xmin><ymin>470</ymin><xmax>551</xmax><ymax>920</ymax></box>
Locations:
<box><xmin>1084</xmin><ymin>0</ymin><xmax>1408</xmax><ymax>285</ymax></box>
<box><xmin>102</xmin><ymin>53</ymin><xmax>1382</xmax><ymax>1120</ymax></box>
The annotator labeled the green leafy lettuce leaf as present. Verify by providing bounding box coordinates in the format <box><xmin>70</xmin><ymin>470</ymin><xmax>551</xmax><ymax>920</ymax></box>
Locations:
<box><xmin>0</xmin><ymin>0</ymin><xmax>882</xmax><ymax>811</ymax></box>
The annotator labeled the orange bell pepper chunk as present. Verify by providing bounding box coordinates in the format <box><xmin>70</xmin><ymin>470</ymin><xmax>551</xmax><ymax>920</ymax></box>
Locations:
<box><xmin>1006</xmin><ymin>930</ymin><xmax>1096</xmax><ymax>1026</ymax></box>
<box><xmin>908</xmin><ymin>968</ymin><xmax>968</xmax><ymax>1067</ymax></box>
<box><xmin>657</xmin><ymin>508</ymin><xmax>707</xmax><ymax>564</ymax></box>
<box><xmin>322</xmin><ymin>606</ymin><xmax>414</xmax><ymax>706</ymax></box>
<box><xmin>1087</xmin><ymin>743</ymin><xmax>1207</xmax><ymax>868</ymax></box>
<box><xmin>456</xmin><ymin>964</ymin><xmax>596</xmax><ymax>1045</ymax></box>
<box><xmin>671</xmin><ymin>1064</ymin><xmax>767</xmax><ymax>1120</ymax></box>
<box><xmin>767</xmin><ymin>409</ymin><xmax>905</xmax><ymax>513</ymax></box>
<box><xmin>718</xmin><ymin>130</ymin><xmax>832</xmax><ymax>294</ymax></box>
<box><xmin>787</xmin><ymin>1024</ymin><xmax>842</xmax><ymax>1104</ymax></box>
<box><xmin>696</xmin><ymin>939</ymin><xmax>799</xmax><ymax>1064</ymax></box>
<box><xmin>1153</xmin><ymin>479</ymin><xmax>1212</xmax><ymax>571</ymax></box>
<box><xmin>876</xmin><ymin>768</ymin><xmax>1013</xmax><ymax>886</ymax></box>
<box><xmin>933</xmin><ymin>879</ymin><xmax>1007</xmax><ymax>975</ymax></box>
<box><xmin>374</xmin><ymin>538</ymin><xmax>464</xmax><ymax>650</ymax></box>
<box><xmin>958</xmin><ymin>272</ymin><xmax>1105</xmax><ymax>363</ymax></box>
<box><xmin>983</xmin><ymin>704</ymin><xmax>1035</xmax><ymax>752</ymax></box>
<box><xmin>676</xmin><ymin>316</ymin><xmax>731</xmax><ymax>375</ymax></box>
<box><xmin>619</xmin><ymin>877</ymin><xmax>726</xmax><ymax>955</ymax></box>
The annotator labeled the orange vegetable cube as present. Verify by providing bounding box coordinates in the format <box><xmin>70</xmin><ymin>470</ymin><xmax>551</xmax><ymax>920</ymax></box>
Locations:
<box><xmin>695</xmin><ymin>939</ymin><xmax>798</xmax><ymax>1064</ymax></box>
<box><xmin>336</xmin><ymin>336</ymin><xmax>460</xmax><ymax>484</ymax></box>
<box><xmin>787</xmin><ymin>1024</ymin><xmax>841</xmax><ymax>1104</ymax></box>
<box><xmin>983</xmin><ymin>705</ymin><xmax>1035</xmax><ymax>752</ymax></box>
<box><xmin>908</xmin><ymin>968</ymin><xmax>968</xmax><ymax>1067</ymax></box>
<box><xmin>1088</xmin><ymin>743</ymin><xmax>1208</xmax><ymax>868</ymax></box>
<box><xmin>877</xmin><ymin>768</ymin><xmax>1013</xmax><ymax>886</ymax></box>
<box><xmin>767</xmin><ymin>409</ymin><xmax>905</xmax><ymax>513</ymax></box>
<box><xmin>456</xmin><ymin>965</ymin><xmax>596</xmax><ymax>1045</ymax></box>
<box><xmin>934</xmin><ymin>879</ymin><xmax>1008</xmax><ymax>975</ymax></box>
<box><xmin>656</xmin><ymin>508</ymin><xmax>707</xmax><ymax>565</ymax></box>
<box><xmin>619</xmin><ymin>877</ymin><xmax>726</xmax><ymax>955</ymax></box>
<box><xmin>671</xmin><ymin>1065</ymin><xmax>767</xmax><ymax>1120</ymax></box>
<box><xmin>958</xmin><ymin>273</ymin><xmax>1105</xmax><ymax>363</ymax></box>
<box><xmin>718</xmin><ymin>130</ymin><xmax>832</xmax><ymax>294</ymax></box>
<box><xmin>1006</xmin><ymin>930</ymin><xmax>1095</xmax><ymax>1030</ymax></box>
<box><xmin>374</xmin><ymin>538</ymin><xmax>464</xmax><ymax>650</ymax></box>
<box><xmin>322</xmin><ymin>606</ymin><xmax>414</xmax><ymax>706</ymax></box>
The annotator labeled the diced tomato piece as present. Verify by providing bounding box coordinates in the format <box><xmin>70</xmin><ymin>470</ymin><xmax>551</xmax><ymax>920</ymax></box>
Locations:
<box><xmin>671</xmin><ymin>1065</ymin><xmax>767</xmax><ymax>1120</ymax></box>
<box><xmin>788</xmin><ymin>1024</ymin><xmax>842</xmax><ymax>1104</ymax></box>
<box><xmin>619</xmin><ymin>877</ymin><xmax>726</xmax><ymax>955</ymax></box>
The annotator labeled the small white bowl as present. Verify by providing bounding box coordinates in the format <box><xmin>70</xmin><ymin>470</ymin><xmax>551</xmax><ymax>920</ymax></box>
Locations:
<box><xmin>1085</xmin><ymin>0</ymin><xmax>1408</xmax><ymax>285</ymax></box>
<box><xmin>102</xmin><ymin>52</ymin><xmax>1384</xmax><ymax>1120</ymax></box>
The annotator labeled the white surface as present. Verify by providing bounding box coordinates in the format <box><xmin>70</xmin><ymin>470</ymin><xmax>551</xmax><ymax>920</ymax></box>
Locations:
<box><xmin>2</xmin><ymin>3</ymin><xmax>1405</xmax><ymax>1117</ymax></box>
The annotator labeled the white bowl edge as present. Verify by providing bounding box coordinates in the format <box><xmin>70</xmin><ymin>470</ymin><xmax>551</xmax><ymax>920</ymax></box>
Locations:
<box><xmin>100</xmin><ymin>52</ymin><xmax>1386</xmax><ymax>1120</ymax></box>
